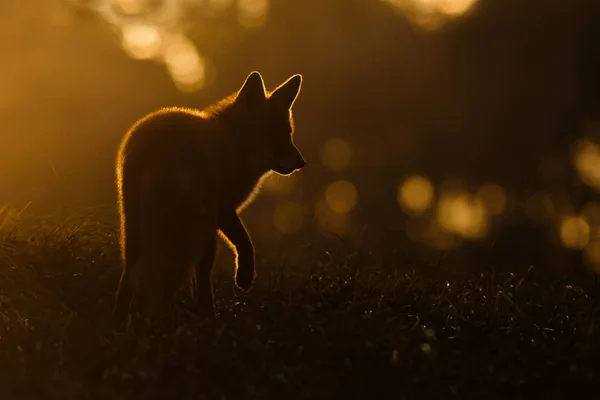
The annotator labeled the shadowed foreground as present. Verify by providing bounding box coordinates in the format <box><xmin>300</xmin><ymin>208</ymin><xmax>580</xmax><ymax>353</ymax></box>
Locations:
<box><xmin>0</xmin><ymin>216</ymin><xmax>599</xmax><ymax>399</ymax></box>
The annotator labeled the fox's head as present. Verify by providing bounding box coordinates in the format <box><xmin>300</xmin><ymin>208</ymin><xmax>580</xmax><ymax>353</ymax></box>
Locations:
<box><xmin>227</xmin><ymin>71</ymin><xmax>306</xmax><ymax>176</ymax></box>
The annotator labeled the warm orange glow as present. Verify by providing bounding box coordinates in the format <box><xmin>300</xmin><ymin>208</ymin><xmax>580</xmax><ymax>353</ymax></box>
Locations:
<box><xmin>319</xmin><ymin>138</ymin><xmax>353</xmax><ymax>172</ymax></box>
<box><xmin>437</xmin><ymin>0</ymin><xmax>477</xmax><ymax>15</ymax></box>
<box><xmin>272</xmin><ymin>202</ymin><xmax>305</xmax><ymax>234</ymax></box>
<box><xmin>382</xmin><ymin>0</ymin><xmax>478</xmax><ymax>30</ymax></box>
<box><xmin>398</xmin><ymin>175</ymin><xmax>435</xmax><ymax>214</ymax></box>
<box><xmin>559</xmin><ymin>216</ymin><xmax>590</xmax><ymax>249</ymax></box>
<box><xmin>325</xmin><ymin>180</ymin><xmax>358</xmax><ymax>214</ymax></box>
<box><xmin>237</xmin><ymin>0</ymin><xmax>269</xmax><ymax>28</ymax></box>
<box><xmin>88</xmin><ymin>0</ymin><xmax>271</xmax><ymax>92</ymax></box>
<box><xmin>476</xmin><ymin>183</ymin><xmax>507</xmax><ymax>217</ymax></box>
<box><xmin>121</xmin><ymin>23</ymin><xmax>163</xmax><ymax>60</ymax></box>
<box><xmin>573</xmin><ymin>140</ymin><xmax>600</xmax><ymax>191</ymax></box>
<box><xmin>164</xmin><ymin>34</ymin><xmax>206</xmax><ymax>91</ymax></box>
<box><xmin>115</xmin><ymin>0</ymin><xmax>144</xmax><ymax>15</ymax></box>
<box><xmin>209</xmin><ymin>0</ymin><xmax>235</xmax><ymax>11</ymax></box>
<box><xmin>437</xmin><ymin>192</ymin><xmax>488</xmax><ymax>239</ymax></box>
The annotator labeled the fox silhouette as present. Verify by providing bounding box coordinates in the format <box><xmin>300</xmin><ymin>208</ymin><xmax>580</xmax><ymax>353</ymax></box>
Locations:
<box><xmin>114</xmin><ymin>71</ymin><xmax>305</xmax><ymax>318</ymax></box>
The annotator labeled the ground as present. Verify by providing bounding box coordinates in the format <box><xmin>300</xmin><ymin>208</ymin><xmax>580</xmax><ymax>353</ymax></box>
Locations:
<box><xmin>0</xmin><ymin>212</ymin><xmax>599</xmax><ymax>399</ymax></box>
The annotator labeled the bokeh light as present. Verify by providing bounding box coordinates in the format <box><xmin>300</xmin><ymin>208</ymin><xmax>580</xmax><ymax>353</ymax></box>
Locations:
<box><xmin>476</xmin><ymin>183</ymin><xmax>507</xmax><ymax>217</ymax></box>
<box><xmin>114</xmin><ymin>0</ymin><xmax>144</xmax><ymax>15</ymax></box>
<box><xmin>573</xmin><ymin>139</ymin><xmax>600</xmax><ymax>191</ymax></box>
<box><xmin>121</xmin><ymin>23</ymin><xmax>163</xmax><ymax>60</ymax></box>
<box><xmin>437</xmin><ymin>0</ymin><xmax>477</xmax><ymax>15</ymax></box>
<box><xmin>325</xmin><ymin>180</ymin><xmax>358</xmax><ymax>214</ymax></box>
<box><xmin>381</xmin><ymin>0</ymin><xmax>478</xmax><ymax>30</ymax></box>
<box><xmin>398</xmin><ymin>175</ymin><xmax>435</xmax><ymax>215</ymax></box>
<box><xmin>237</xmin><ymin>0</ymin><xmax>269</xmax><ymax>28</ymax></box>
<box><xmin>319</xmin><ymin>138</ymin><xmax>353</xmax><ymax>172</ymax></box>
<box><xmin>209</xmin><ymin>0</ymin><xmax>235</xmax><ymax>12</ymax></box>
<box><xmin>163</xmin><ymin>34</ymin><xmax>207</xmax><ymax>91</ymax></box>
<box><xmin>272</xmin><ymin>202</ymin><xmax>305</xmax><ymax>234</ymax></box>
<box><xmin>84</xmin><ymin>0</ymin><xmax>272</xmax><ymax>92</ymax></box>
<box><xmin>559</xmin><ymin>216</ymin><xmax>590</xmax><ymax>250</ymax></box>
<box><xmin>436</xmin><ymin>192</ymin><xmax>488</xmax><ymax>239</ymax></box>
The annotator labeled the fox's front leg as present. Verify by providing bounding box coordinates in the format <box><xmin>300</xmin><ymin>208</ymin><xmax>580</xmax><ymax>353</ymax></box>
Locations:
<box><xmin>218</xmin><ymin>209</ymin><xmax>255</xmax><ymax>292</ymax></box>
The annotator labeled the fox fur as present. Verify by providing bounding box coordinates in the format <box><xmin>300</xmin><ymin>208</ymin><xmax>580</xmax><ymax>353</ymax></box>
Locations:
<box><xmin>114</xmin><ymin>71</ymin><xmax>305</xmax><ymax>319</ymax></box>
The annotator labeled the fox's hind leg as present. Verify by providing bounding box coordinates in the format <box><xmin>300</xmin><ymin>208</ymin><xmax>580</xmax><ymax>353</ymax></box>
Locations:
<box><xmin>192</xmin><ymin>230</ymin><xmax>218</xmax><ymax>320</ymax></box>
<box><xmin>114</xmin><ymin>200</ymin><xmax>142</xmax><ymax>318</ymax></box>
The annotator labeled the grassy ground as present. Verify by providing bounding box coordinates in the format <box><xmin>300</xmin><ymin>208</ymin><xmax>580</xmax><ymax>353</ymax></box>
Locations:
<box><xmin>0</xmin><ymin>213</ymin><xmax>599</xmax><ymax>399</ymax></box>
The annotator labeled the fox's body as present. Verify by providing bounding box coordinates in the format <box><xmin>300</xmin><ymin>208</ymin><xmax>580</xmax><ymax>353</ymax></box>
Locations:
<box><xmin>114</xmin><ymin>72</ymin><xmax>305</xmax><ymax>318</ymax></box>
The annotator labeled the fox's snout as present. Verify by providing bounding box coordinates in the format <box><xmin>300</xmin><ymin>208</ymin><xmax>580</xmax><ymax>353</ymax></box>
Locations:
<box><xmin>294</xmin><ymin>155</ymin><xmax>307</xmax><ymax>169</ymax></box>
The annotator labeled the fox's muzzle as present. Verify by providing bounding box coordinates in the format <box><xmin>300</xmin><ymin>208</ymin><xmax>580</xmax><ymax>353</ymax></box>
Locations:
<box><xmin>295</xmin><ymin>156</ymin><xmax>307</xmax><ymax>169</ymax></box>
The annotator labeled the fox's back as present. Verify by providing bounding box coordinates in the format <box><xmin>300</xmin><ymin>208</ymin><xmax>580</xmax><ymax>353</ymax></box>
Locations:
<box><xmin>120</xmin><ymin>108</ymin><xmax>219</xmax><ymax>175</ymax></box>
<box><xmin>117</xmin><ymin>106</ymin><xmax>266</xmax><ymax>210</ymax></box>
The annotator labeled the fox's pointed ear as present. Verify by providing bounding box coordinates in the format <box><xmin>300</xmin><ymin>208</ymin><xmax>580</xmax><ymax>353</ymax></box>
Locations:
<box><xmin>236</xmin><ymin>71</ymin><xmax>266</xmax><ymax>107</ymax></box>
<box><xmin>270</xmin><ymin>74</ymin><xmax>302</xmax><ymax>109</ymax></box>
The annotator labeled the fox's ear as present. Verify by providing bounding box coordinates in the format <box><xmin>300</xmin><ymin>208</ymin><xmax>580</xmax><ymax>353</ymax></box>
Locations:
<box><xmin>236</xmin><ymin>71</ymin><xmax>267</xmax><ymax>107</ymax></box>
<box><xmin>270</xmin><ymin>74</ymin><xmax>302</xmax><ymax>109</ymax></box>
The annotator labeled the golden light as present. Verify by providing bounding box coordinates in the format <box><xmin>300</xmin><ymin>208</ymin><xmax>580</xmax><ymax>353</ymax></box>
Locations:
<box><xmin>559</xmin><ymin>216</ymin><xmax>591</xmax><ymax>249</ymax></box>
<box><xmin>87</xmin><ymin>0</ymin><xmax>270</xmax><ymax>92</ymax></box>
<box><xmin>115</xmin><ymin>0</ymin><xmax>144</xmax><ymax>15</ymax></box>
<box><xmin>476</xmin><ymin>183</ymin><xmax>507</xmax><ymax>217</ymax></box>
<box><xmin>315</xmin><ymin>200</ymin><xmax>350</xmax><ymax>237</ymax></box>
<box><xmin>121</xmin><ymin>23</ymin><xmax>163</xmax><ymax>60</ymax></box>
<box><xmin>437</xmin><ymin>0</ymin><xmax>477</xmax><ymax>15</ymax></box>
<box><xmin>436</xmin><ymin>192</ymin><xmax>488</xmax><ymax>239</ymax></box>
<box><xmin>382</xmin><ymin>0</ymin><xmax>478</xmax><ymax>29</ymax></box>
<box><xmin>260</xmin><ymin>173</ymin><xmax>296</xmax><ymax>196</ymax></box>
<box><xmin>573</xmin><ymin>139</ymin><xmax>600</xmax><ymax>191</ymax></box>
<box><xmin>325</xmin><ymin>180</ymin><xmax>358</xmax><ymax>214</ymax></box>
<box><xmin>164</xmin><ymin>34</ymin><xmax>206</xmax><ymax>91</ymax></box>
<box><xmin>209</xmin><ymin>0</ymin><xmax>235</xmax><ymax>11</ymax></box>
<box><xmin>237</xmin><ymin>0</ymin><xmax>269</xmax><ymax>28</ymax></box>
<box><xmin>272</xmin><ymin>202</ymin><xmax>305</xmax><ymax>234</ymax></box>
<box><xmin>398</xmin><ymin>175</ymin><xmax>435</xmax><ymax>215</ymax></box>
<box><xmin>319</xmin><ymin>138</ymin><xmax>353</xmax><ymax>172</ymax></box>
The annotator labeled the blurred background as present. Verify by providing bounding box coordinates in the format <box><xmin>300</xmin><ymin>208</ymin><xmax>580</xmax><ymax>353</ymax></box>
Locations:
<box><xmin>1</xmin><ymin>0</ymin><xmax>600</xmax><ymax>272</ymax></box>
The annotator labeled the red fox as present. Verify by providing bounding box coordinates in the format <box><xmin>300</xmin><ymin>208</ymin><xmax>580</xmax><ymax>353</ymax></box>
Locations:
<box><xmin>113</xmin><ymin>71</ymin><xmax>305</xmax><ymax>319</ymax></box>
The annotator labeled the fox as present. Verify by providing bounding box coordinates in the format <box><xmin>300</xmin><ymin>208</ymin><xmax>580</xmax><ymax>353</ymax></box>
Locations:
<box><xmin>113</xmin><ymin>71</ymin><xmax>306</xmax><ymax>319</ymax></box>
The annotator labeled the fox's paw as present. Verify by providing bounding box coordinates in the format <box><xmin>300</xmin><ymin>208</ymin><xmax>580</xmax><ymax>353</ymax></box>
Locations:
<box><xmin>235</xmin><ymin>267</ymin><xmax>255</xmax><ymax>292</ymax></box>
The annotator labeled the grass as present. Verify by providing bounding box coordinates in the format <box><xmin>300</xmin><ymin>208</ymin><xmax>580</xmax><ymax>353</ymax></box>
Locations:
<box><xmin>0</xmin><ymin>212</ymin><xmax>599</xmax><ymax>399</ymax></box>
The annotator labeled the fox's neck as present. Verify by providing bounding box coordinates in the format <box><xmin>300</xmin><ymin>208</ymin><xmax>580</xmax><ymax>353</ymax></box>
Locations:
<box><xmin>215</xmin><ymin>126</ymin><xmax>269</xmax><ymax>210</ymax></box>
